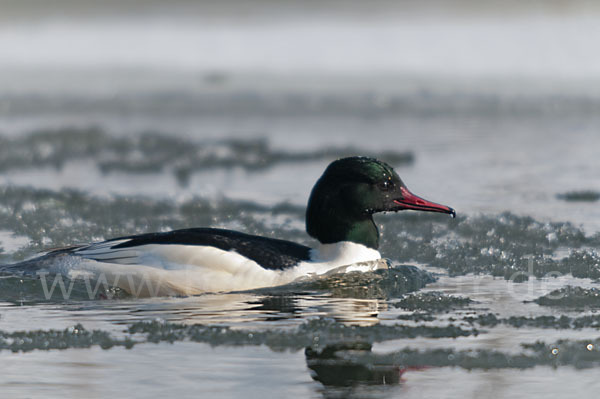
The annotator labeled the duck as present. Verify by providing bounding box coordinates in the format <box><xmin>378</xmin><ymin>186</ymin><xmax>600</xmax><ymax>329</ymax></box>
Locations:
<box><xmin>7</xmin><ymin>157</ymin><xmax>455</xmax><ymax>297</ymax></box>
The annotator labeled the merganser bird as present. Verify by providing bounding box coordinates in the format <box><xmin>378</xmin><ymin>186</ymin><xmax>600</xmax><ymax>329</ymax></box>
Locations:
<box><xmin>7</xmin><ymin>157</ymin><xmax>455</xmax><ymax>297</ymax></box>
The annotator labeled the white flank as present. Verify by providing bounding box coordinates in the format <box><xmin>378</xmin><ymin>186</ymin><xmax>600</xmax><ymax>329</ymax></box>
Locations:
<box><xmin>47</xmin><ymin>241</ymin><xmax>384</xmax><ymax>297</ymax></box>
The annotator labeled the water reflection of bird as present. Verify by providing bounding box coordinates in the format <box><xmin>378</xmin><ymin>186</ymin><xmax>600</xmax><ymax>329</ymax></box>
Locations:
<box><xmin>306</xmin><ymin>343</ymin><xmax>404</xmax><ymax>387</ymax></box>
<box><xmin>5</xmin><ymin>157</ymin><xmax>454</xmax><ymax>296</ymax></box>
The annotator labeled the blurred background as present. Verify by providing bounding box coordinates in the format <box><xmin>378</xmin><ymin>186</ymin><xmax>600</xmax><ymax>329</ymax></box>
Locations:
<box><xmin>1</xmin><ymin>0</ymin><xmax>599</xmax><ymax>236</ymax></box>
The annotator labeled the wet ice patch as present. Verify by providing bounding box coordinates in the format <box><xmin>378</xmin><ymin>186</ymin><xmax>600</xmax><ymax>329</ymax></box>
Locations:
<box><xmin>393</xmin><ymin>291</ymin><xmax>473</xmax><ymax>313</ymax></box>
<box><xmin>557</xmin><ymin>191</ymin><xmax>600</xmax><ymax>202</ymax></box>
<box><xmin>534</xmin><ymin>286</ymin><xmax>600</xmax><ymax>309</ymax></box>
<box><xmin>0</xmin><ymin>128</ymin><xmax>413</xmax><ymax>186</ymax></box>
<box><xmin>256</xmin><ymin>265</ymin><xmax>436</xmax><ymax>300</ymax></box>
<box><xmin>381</xmin><ymin>212</ymin><xmax>600</xmax><ymax>280</ymax></box>
<box><xmin>463</xmin><ymin>313</ymin><xmax>600</xmax><ymax>329</ymax></box>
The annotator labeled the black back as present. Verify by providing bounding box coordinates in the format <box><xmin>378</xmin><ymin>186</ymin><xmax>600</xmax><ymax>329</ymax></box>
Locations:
<box><xmin>108</xmin><ymin>228</ymin><xmax>312</xmax><ymax>270</ymax></box>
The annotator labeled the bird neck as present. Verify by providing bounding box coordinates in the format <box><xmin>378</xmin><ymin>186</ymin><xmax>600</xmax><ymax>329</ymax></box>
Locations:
<box><xmin>306</xmin><ymin>206</ymin><xmax>379</xmax><ymax>250</ymax></box>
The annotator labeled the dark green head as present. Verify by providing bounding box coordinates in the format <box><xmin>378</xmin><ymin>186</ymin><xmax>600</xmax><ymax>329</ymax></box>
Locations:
<box><xmin>306</xmin><ymin>157</ymin><xmax>455</xmax><ymax>249</ymax></box>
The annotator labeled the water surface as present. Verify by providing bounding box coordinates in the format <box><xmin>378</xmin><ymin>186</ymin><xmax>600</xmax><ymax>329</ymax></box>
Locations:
<box><xmin>1</xmin><ymin>1</ymin><xmax>600</xmax><ymax>398</ymax></box>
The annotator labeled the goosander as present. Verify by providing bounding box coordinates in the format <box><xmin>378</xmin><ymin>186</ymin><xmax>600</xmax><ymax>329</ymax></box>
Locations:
<box><xmin>7</xmin><ymin>157</ymin><xmax>455</xmax><ymax>296</ymax></box>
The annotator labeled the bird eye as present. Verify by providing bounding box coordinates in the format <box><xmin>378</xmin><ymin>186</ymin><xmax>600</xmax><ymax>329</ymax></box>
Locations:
<box><xmin>379</xmin><ymin>180</ymin><xmax>391</xmax><ymax>190</ymax></box>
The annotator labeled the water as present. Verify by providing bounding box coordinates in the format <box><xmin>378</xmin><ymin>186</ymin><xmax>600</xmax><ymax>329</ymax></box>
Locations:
<box><xmin>2</xmin><ymin>1</ymin><xmax>600</xmax><ymax>397</ymax></box>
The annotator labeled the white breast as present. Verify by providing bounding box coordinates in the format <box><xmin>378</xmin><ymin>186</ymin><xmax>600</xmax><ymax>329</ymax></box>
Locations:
<box><xmin>310</xmin><ymin>241</ymin><xmax>382</xmax><ymax>265</ymax></box>
<box><xmin>284</xmin><ymin>241</ymin><xmax>383</xmax><ymax>278</ymax></box>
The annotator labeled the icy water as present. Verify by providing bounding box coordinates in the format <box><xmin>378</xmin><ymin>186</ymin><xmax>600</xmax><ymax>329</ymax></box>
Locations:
<box><xmin>2</xmin><ymin>1</ymin><xmax>600</xmax><ymax>398</ymax></box>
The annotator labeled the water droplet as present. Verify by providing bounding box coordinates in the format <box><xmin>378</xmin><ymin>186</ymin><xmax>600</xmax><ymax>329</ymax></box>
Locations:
<box><xmin>587</xmin><ymin>344</ymin><xmax>594</xmax><ymax>351</ymax></box>
<box><xmin>551</xmin><ymin>348</ymin><xmax>559</xmax><ymax>355</ymax></box>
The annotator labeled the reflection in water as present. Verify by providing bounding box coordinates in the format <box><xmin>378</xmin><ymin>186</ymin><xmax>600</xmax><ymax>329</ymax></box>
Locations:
<box><xmin>306</xmin><ymin>343</ymin><xmax>404</xmax><ymax>386</ymax></box>
<box><xmin>246</xmin><ymin>294</ymin><xmax>384</xmax><ymax>325</ymax></box>
<box><xmin>306</xmin><ymin>342</ymin><xmax>417</xmax><ymax>399</ymax></box>
<box><xmin>0</xmin><ymin>290</ymin><xmax>386</xmax><ymax>332</ymax></box>
<box><xmin>102</xmin><ymin>292</ymin><xmax>386</xmax><ymax>327</ymax></box>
